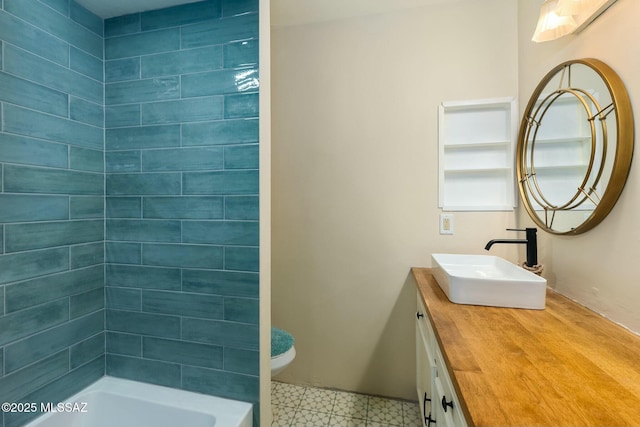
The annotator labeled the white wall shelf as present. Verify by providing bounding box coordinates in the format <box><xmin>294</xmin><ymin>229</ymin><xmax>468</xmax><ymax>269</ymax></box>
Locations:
<box><xmin>438</xmin><ymin>97</ymin><xmax>518</xmax><ymax>211</ymax></box>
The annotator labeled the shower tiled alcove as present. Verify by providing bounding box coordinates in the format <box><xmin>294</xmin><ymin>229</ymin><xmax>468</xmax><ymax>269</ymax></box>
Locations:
<box><xmin>0</xmin><ymin>1</ymin><xmax>260</xmax><ymax>426</ymax></box>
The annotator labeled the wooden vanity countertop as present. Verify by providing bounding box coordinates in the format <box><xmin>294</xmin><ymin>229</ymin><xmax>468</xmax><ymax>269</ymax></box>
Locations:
<box><xmin>413</xmin><ymin>267</ymin><xmax>640</xmax><ymax>427</ymax></box>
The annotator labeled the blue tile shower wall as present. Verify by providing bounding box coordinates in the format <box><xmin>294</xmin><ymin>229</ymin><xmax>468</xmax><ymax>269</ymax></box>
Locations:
<box><xmin>104</xmin><ymin>0</ymin><xmax>260</xmax><ymax>419</ymax></box>
<box><xmin>0</xmin><ymin>1</ymin><xmax>260</xmax><ymax>426</ymax></box>
<box><xmin>0</xmin><ymin>2</ymin><xmax>105</xmax><ymax>427</ymax></box>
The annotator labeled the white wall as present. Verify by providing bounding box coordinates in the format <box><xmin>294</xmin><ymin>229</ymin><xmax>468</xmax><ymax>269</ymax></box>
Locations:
<box><xmin>517</xmin><ymin>0</ymin><xmax>640</xmax><ymax>333</ymax></box>
<box><xmin>259</xmin><ymin>1</ymin><xmax>272</xmax><ymax>425</ymax></box>
<box><xmin>271</xmin><ymin>0</ymin><xmax>518</xmax><ymax>399</ymax></box>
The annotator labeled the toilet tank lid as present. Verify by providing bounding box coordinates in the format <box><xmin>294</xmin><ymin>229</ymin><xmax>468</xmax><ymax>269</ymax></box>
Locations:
<box><xmin>271</xmin><ymin>327</ymin><xmax>294</xmax><ymax>357</ymax></box>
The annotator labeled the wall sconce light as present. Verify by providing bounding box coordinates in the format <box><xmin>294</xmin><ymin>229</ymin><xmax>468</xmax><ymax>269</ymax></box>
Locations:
<box><xmin>532</xmin><ymin>0</ymin><xmax>577</xmax><ymax>42</ymax></box>
<box><xmin>532</xmin><ymin>0</ymin><xmax>619</xmax><ymax>43</ymax></box>
<box><xmin>555</xmin><ymin>0</ymin><xmax>583</xmax><ymax>15</ymax></box>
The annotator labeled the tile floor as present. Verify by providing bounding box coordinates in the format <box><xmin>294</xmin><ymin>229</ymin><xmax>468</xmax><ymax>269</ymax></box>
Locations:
<box><xmin>271</xmin><ymin>381</ymin><xmax>422</xmax><ymax>427</ymax></box>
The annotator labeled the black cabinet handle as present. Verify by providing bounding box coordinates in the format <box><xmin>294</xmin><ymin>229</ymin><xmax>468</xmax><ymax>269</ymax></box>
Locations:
<box><xmin>423</xmin><ymin>391</ymin><xmax>431</xmax><ymax>405</ymax></box>
<box><xmin>423</xmin><ymin>393</ymin><xmax>435</xmax><ymax>425</ymax></box>
<box><xmin>416</xmin><ymin>312</ymin><xmax>424</xmax><ymax>319</ymax></box>
<box><xmin>423</xmin><ymin>392</ymin><xmax>428</xmax><ymax>419</ymax></box>
<box><xmin>441</xmin><ymin>395</ymin><xmax>454</xmax><ymax>412</ymax></box>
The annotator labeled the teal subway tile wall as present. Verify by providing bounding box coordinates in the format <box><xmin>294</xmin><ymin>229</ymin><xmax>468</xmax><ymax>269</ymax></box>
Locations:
<box><xmin>104</xmin><ymin>1</ymin><xmax>261</xmax><ymax>425</ymax></box>
<box><xmin>0</xmin><ymin>0</ymin><xmax>260</xmax><ymax>426</ymax></box>
<box><xmin>0</xmin><ymin>2</ymin><xmax>105</xmax><ymax>427</ymax></box>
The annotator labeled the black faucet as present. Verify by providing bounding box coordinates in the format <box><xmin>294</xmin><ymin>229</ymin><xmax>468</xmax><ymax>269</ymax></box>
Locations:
<box><xmin>485</xmin><ymin>228</ymin><xmax>538</xmax><ymax>267</ymax></box>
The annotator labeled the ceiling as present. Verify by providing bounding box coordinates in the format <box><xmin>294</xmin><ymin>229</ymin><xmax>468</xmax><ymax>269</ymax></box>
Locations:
<box><xmin>75</xmin><ymin>0</ymin><xmax>460</xmax><ymax>23</ymax></box>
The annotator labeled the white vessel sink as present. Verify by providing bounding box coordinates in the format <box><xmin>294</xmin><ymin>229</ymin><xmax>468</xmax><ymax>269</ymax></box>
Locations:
<box><xmin>431</xmin><ymin>253</ymin><xmax>547</xmax><ymax>309</ymax></box>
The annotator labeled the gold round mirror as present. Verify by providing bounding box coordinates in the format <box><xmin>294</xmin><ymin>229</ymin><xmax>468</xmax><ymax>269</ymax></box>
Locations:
<box><xmin>517</xmin><ymin>58</ymin><xmax>634</xmax><ymax>235</ymax></box>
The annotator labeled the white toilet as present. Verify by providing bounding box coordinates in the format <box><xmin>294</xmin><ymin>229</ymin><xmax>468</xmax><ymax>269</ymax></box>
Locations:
<box><xmin>271</xmin><ymin>327</ymin><xmax>296</xmax><ymax>377</ymax></box>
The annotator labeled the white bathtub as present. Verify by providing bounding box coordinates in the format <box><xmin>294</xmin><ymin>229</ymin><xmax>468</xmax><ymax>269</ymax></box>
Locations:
<box><xmin>24</xmin><ymin>377</ymin><xmax>253</xmax><ymax>427</ymax></box>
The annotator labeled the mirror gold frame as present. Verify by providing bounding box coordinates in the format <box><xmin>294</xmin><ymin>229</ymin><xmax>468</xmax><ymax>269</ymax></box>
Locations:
<box><xmin>517</xmin><ymin>58</ymin><xmax>634</xmax><ymax>235</ymax></box>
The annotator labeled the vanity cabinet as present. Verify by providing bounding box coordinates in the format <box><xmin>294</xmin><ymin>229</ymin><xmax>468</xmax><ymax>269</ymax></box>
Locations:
<box><xmin>413</xmin><ymin>267</ymin><xmax>640</xmax><ymax>427</ymax></box>
<box><xmin>416</xmin><ymin>293</ymin><xmax>467</xmax><ymax>427</ymax></box>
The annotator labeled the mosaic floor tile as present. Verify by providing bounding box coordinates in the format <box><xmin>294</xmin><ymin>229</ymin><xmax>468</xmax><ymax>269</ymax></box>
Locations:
<box><xmin>272</xmin><ymin>404</ymin><xmax>296</xmax><ymax>427</ymax></box>
<box><xmin>299</xmin><ymin>387</ymin><xmax>337</xmax><ymax>414</ymax></box>
<box><xmin>333</xmin><ymin>390</ymin><xmax>368</xmax><ymax>419</ymax></box>
<box><xmin>402</xmin><ymin>401</ymin><xmax>423</xmax><ymax>427</ymax></box>
<box><xmin>272</xmin><ymin>381</ymin><xmax>307</xmax><ymax>408</ymax></box>
<box><xmin>291</xmin><ymin>409</ymin><xmax>332</xmax><ymax>426</ymax></box>
<box><xmin>271</xmin><ymin>381</ymin><xmax>420</xmax><ymax>427</ymax></box>
<box><xmin>367</xmin><ymin>396</ymin><xmax>404</xmax><ymax>426</ymax></box>
<box><xmin>329</xmin><ymin>414</ymin><xmax>368</xmax><ymax>427</ymax></box>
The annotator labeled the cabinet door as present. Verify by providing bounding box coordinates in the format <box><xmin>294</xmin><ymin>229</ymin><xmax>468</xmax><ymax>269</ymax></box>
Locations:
<box><xmin>416</xmin><ymin>328</ymin><xmax>434</xmax><ymax>426</ymax></box>
<box><xmin>416</xmin><ymin>296</ymin><xmax>436</xmax><ymax>427</ymax></box>
<box><xmin>433</xmin><ymin>346</ymin><xmax>467</xmax><ymax>427</ymax></box>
